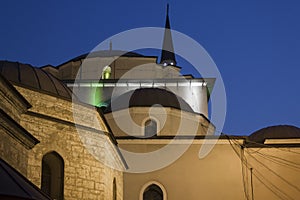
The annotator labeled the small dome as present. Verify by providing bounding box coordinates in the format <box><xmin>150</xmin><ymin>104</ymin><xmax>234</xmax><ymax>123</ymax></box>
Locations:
<box><xmin>0</xmin><ymin>61</ymin><xmax>72</xmax><ymax>99</ymax></box>
<box><xmin>104</xmin><ymin>87</ymin><xmax>194</xmax><ymax>113</ymax></box>
<box><xmin>249</xmin><ymin>125</ymin><xmax>300</xmax><ymax>143</ymax></box>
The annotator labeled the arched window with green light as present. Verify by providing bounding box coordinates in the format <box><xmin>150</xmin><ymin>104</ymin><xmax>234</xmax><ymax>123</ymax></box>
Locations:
<box><xmin>102</xmin><ymin>65</ymin><xmax>111</xmax><ymax>79</ymax></box>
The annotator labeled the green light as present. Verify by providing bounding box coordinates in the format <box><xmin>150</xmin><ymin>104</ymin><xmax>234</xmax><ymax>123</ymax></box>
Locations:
<box><xmin>88</xmin><ymin>65</ymin><xmax>112</xmax><ymax>106</ymax></box>
<box><xmin>96</xmin><ymin>101</ymin><xmax>109</xmax><ymax>108</ymax></box>
<box><xmin>89</xmin><ymin>87</ymin><xmax>103</xmax><ymax>106</ymax></box>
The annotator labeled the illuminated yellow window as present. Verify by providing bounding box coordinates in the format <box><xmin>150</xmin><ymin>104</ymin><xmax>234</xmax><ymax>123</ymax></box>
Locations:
<box><xmin>102</xmin><ymin>65</ymin><xmax>111</xmax><ymax>79</ymax></box>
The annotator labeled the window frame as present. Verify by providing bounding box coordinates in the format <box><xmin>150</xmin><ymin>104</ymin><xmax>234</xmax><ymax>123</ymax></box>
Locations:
<box><xmin>139</xmin><ymin>181</ymin><xmax>167</xmax><ymax>200</ymax></box>
<box><xmin>113</xmin><ymin>177</ymin><xmax>117</xmax><ymax>200</ymax></box>
<box><xmin>142</xmin><ymin>117</ymin><xmax>159</xmax><ymax>137</ymax></box>
<box><xmin>41</xmin><ymin>151</ymin><xmax>64</xmax><ymax>200</ymax></box>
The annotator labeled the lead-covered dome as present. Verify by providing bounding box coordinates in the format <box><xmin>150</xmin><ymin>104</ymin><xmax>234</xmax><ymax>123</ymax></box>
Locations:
<box><xmin>69</xmin><ymin>50</ymin><xmax>144</xmax><ymax>62</ymax></box>
<box><xmin>104</xmin><ymin>87</ymin><xmax>194</xmax><ymax>113</ymax></box>
<box><xmin>0</xmin><ymin>61</ymin><xmax>72</xmax><ymax>99</ymax></box>
<box><xmin>249</xmin><ymin>125</ymin><xmax>300</xmax><ymax>143</ymax></box>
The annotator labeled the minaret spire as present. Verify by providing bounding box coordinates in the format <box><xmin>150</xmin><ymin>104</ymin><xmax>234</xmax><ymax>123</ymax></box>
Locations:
<box><xmin>160</xmin><ymin>3</ymin><xmax>177</xmax><ymax>66</ymax></box>
<box><xmin>167</xmin><ymin>3</ymin><xmax>169</xmax><ymax>17</ymax></box>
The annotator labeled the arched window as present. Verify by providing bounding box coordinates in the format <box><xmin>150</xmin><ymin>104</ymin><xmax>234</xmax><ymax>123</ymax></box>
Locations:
<box><xmin>113</xmin><ymin>178</ymin><xmax>117</xmax><ymax>200</ymax></box>
<box><xmin>102</xmin><ymin>65</ymin><xmax>111</xmax><ymax>79</ymax></box>
<box><xmin>143</xmin><ymin>184</ymin><xmax>163</xmax><ymax>200</ymax></box>
<box><xmin>144</xmin><ymin>119</ymin><xmax>157</xmax><ymax>137</ymax></box>
<box><xmin>41</xmin><ymin>151</ymin><xmax>64</xmax><ymax>200</ymax></box>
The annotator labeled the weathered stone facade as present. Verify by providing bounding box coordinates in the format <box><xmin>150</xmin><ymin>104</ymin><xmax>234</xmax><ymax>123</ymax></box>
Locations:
<box><xmin>0</xmin><ymin>126</ymin><xmax>29</xmax><ymax>175</ymax></box>
<box><xmin>13</xmin><ymin>86</ymin><xmax>125</xmax><ymax>200</ymax></box>
<box><xmin>0</xmin><ymin>74</ymin><xmax>37</xmax><ymax>175</ymax></box>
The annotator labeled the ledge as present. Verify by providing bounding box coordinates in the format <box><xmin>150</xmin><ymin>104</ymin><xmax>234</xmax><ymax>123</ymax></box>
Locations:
<box><xmin>0</xmin><ymin>109</ymin><xmax>39</xmax><ymax>149</ymax></box>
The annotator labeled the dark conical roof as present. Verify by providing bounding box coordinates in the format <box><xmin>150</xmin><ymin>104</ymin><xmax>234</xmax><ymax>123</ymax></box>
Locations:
<box><xmin>249</xmin><ymin>125</ymin><xmax>300</xmax><ymax>143</ymax></box>
<box><xmin>0</xmin><ymin>61</ymin><xmax>72</xmax><ymax>99</ymax></box>
<box><xmin>104</xmin><ymin>87</ymin><xmax>193</xmax><ymax>113</ymax></box>
<box><xmin>160</xmin><ymin>4</ymin><xmax>177</xmax><ymax>66</ymax></box>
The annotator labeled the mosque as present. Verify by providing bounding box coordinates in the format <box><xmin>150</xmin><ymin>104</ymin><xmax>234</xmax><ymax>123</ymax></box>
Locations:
<box><xmin>0</xmin><ymin>5</ymin><xmax>299</xmax><ymax>200</ymax></box>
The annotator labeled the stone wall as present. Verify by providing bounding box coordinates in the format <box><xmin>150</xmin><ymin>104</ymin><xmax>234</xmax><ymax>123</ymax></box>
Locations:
<box><xmin>43</xmin><ymin>56</ymin><xmax>158</xmax><ymax>80</ymax></box>
<box><xmin>15</xmin><ymin>86</ymin><xmax>124</xmax><ymax>200</ymax></box>
<box><xmin>0</xmin><ymin>76</ymin><xmax>33</xmax><ymax>175</ymax></box>
<box><xmin>0</xmin><ymin>128</ymin><xmax>29</xmax><ymax>175</ymax></box>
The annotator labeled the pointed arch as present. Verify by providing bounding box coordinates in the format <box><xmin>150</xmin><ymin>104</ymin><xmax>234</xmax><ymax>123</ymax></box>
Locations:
<box><xmin>143</xmin><ymin>118</ymin><xmax>158</xmax><ymax>137</ymax></box>
<box><xmin>140</xmin><ymin>181</ymin><xmax>167</xmax><ymax>200</ymax></box>
<box><xmin>102</xmin><ymin>65</ymin><xmax>111</xmax><ymax>79</ymax></box>
<box><xmin>41</xmin><ymin>151</ymin><xmax>64</xmax><ymax>200</ymax></box>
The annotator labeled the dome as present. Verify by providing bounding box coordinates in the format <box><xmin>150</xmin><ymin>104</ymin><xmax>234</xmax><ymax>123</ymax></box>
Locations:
<box><xmin>249</xmin><ymin>125</ymin><xmax>300</xmax><ymax>143</ymax></box>
<box><xmin>104</xmin><ymin>87</ymin><xmax>194</xmax><ymax>113</ymax></box>
<box><xmin>0</xmin><ymin>61</ymin><xmax>72</xmax><ymax>99</ymax></box>
<box><xmin>67</xmin><ymin>50</ymin><xmax>145</xmax><ymax>63</ymax></box>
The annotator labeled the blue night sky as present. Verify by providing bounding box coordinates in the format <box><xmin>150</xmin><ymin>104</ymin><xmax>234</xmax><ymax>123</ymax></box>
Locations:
<box><xmin>0</xmin><ymin>0</ymin><xmax>299</xmax><ymax>135</ymax></box>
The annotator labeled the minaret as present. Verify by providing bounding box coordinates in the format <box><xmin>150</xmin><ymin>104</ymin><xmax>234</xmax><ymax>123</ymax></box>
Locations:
<box><xmin>160</xmin><ymin>4</ymin><xmax>177</xmax><ymax>66</ymax></box>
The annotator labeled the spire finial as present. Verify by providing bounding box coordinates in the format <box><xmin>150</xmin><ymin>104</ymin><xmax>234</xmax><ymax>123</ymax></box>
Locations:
<box><xmin>109</xmin><ymin>40</ymin><xmax>112</xmax><ymax>51</ymax></box>
<box><xmin>167</xmin><ymin>3</ymin><xmax>169</xmax><ymax>16</ymax></box>
<box><xmin>160</xmin><ymin>3</ymin><xmax>177</xmax><ymax>66</ymax></box>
